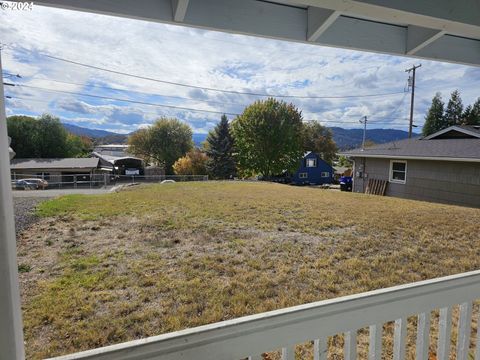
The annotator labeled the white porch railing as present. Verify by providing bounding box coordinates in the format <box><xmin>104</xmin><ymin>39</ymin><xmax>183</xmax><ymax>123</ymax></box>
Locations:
<box><xmin>48</xmin><ymin>270</ymin><xmax>480</xmax><ymax>360</ymax></box>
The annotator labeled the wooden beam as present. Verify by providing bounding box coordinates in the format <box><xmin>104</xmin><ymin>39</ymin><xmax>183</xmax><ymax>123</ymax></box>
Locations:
<box><xmin>307</xmin><ymin>7</ymin><xmax>340</xmax><ymax>42</ymax></box>
<box><xmin>172</xmin><ymin>0</ymin><xmax>189</xmax><ymax>22</ymax></box>
<box><xmin>407</xmin><ymin>25</ymin><xmax>445</xmax><ymax>55</ymax></box>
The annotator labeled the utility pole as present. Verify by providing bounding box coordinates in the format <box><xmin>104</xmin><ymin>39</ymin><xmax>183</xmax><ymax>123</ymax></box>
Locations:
<box><xmin>405</xmin><ymin>64</ymin><xmax>421</xmax><ymax>138</ymax></box>
<box><xmin>360</xmin><ymin>116</ymin><xmax>367</xmax><ymax>150</ymax></box>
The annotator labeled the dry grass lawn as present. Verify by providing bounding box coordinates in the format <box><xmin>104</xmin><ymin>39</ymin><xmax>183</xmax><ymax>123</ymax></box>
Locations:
<box><xmin>17</xmin><ymin>182</ymin><xmax>480</xmax><ymax>359</ymax></box>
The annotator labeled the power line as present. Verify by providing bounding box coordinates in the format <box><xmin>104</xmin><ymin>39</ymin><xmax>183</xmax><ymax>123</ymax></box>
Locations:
<box><xmin>3</xmin><ymin>73</ymin><xmax>251</xmax><ymax>108</ymax></box>
<box><xmin>15</xmin><ymin>84</ymin><xmax>241</xmax><ymax>116</ymax></box>
<box><xmin>24</xmin><ymin>53</ymin><xmax>407</xmax><ymax>99</ymax></box>
<box><xmin>6</xmin><ymin>95</ymin><xmax>414</xmax><ymax>126</ymax></box>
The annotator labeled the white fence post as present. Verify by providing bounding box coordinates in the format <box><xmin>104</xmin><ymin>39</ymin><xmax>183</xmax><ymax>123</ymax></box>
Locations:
<box><xmin>314</xmin><ymin>337</ymin><xmax>327</xmax><ymax>360</ymax></box>
<box><xmin>437</xmin><ymin>306</ymin><xmax>452</xmax><ymax>360</ymax></box>
<box><xmin>369</xmin><ymin>323</ymin><xmax>382</xmax><ymax>360</ymax></box>
<box><xmin>0</xmin><ymin>47</ymin><xmax>25</xmax><ymax>360</ymax></box>
<box><xmin>416</xmin><ymin>312</ymin><xmax>431</xmax><ymax>360</ymax></box>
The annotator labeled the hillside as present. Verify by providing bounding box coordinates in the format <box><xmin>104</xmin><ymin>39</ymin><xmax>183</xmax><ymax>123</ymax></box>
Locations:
<box><xmin>62</xmin><ymin>123</ymin><xmax>414</xmax><ymax>149</ymax></box>
<box><xmin>330</xmin><ymin>127</ymin><xmax>415</xmax><ymax>150</ymax></box>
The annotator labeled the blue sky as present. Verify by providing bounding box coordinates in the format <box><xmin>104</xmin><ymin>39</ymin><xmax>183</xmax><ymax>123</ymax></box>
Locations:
<box><xmin>1</xmin><ymin>4</ymin><xmax>479</xmax><ymax>134</ymax></box>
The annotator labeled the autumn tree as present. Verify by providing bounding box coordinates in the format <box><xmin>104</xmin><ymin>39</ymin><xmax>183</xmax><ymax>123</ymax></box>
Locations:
<box><xmin>302</xmin><ymin>121</ymin><xmax>337</xmax><ymax>164</ymax></box>
<box><xmin>231</xmin><ymin>98</ymin><xmax>304</xmax><ymax>177</ymax></box>
<box><xmin>173</xmin><ymin>149</ymin><xmax>208</xmax><ymax>175</ymax></box>
<box><xmin>128</xmin><ymin>117</ymin><xmax>193</xmax><ymax>174</ymax></box>
<box><xmin>205</xmin><ymin>114</ymin><xmax>236</xmax><ymax>179</ymax></box>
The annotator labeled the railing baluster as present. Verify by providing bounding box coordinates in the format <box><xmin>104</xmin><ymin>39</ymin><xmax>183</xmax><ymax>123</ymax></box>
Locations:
<box><xmin>314</xmin><ymin>338</ymin><xmax>327</xmax><ymax>360</ymax></box>
<box><xmin>457</xmin><ymin>302</ymin><xmax>473</xmax><ymax>360</ymax></box>
<box><xmin>393</xmin><ymin>317</ymin><xmax>407</xmax><ymax>360</ymax></box>
<box><xmin>281</xmin><ymin>346</ymin><xmax>294</xmax><ymax>360</ymax></box>
<box><xmin>416</xmin><ymin>312</ymin><xmax>431</xmax><ymax>360</ymax></box>
<box><xmin>437</xmin><ymin>306</ymin><xmax>452</xmax><ymax>360</ymax></box>
<box><xmin>344</xmin><ymin>331</ymin><xmax>357</xmax><ymax>360</ymax></box>
<box><xmin>475</xmin><ymin>306</ymin><xmax>480</xmax><ymax>360</ymax></box>
<box><xmin>369</xmin><ymin>323</ymin><xmax>382</xmax><ymax>360</ymax></box>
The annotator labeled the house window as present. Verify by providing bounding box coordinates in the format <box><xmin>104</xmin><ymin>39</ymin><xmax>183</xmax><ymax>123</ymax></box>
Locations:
<box><xmin>321</xmin><ymin>172</ymin><xmax>330</xmax><ymax>177</ymax></box>
<box><xmin>389</xmin><ymin>160</ymin><xmax>407</xmax><ymax>184</ymax></box>
<box><xmin>306</xmin><ymin>158</ymin><xmax>317</xmax><ymax>167</ymax></box>
<box><xmin>299</xmin><ymin>173</ymin><xmax>308</xmax><ymax>179</ymax></box>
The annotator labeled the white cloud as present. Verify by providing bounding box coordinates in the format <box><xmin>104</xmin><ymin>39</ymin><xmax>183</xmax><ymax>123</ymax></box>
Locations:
<box><xmin>1</xmin><ymin>4</ymin><xmax>478</xmax><ymax>133</ymax></box>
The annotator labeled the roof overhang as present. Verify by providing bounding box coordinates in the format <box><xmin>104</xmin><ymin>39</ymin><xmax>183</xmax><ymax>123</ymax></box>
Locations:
<box><xmin>12</xmin><ymin>0</ymin><xmax>480</xmax><ymax>67</ymax></box>
<box><xmin>423</xmin><ymin>126</ymin><xmax>480</xmax><ymax>140</ymax></box>
<box><xmin>342</xmin><ymin>153</ymin><xmax>480</xmax><ymax>163</ymax></box>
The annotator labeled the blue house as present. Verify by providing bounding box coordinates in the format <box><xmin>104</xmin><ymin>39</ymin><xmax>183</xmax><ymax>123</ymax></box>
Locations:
<box><xmin>292</xmin><ymin>152</ymin><xmax>333</xmax><ymax>185</ymax></box>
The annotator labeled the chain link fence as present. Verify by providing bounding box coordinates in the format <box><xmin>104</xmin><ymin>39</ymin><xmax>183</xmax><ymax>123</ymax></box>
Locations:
<box><xmin>11</xmin><ymin>173</ymin><xmax>208</xmax><ymax>190</ymax></box>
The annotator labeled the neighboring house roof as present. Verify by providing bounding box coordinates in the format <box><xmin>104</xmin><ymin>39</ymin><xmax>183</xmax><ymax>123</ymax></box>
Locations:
<box><xmin>423</xmin><ymin>125</ymin><xmax>480</xmax><ymax>140</ymax></box>
<box><xmin>340</xmin><ymin>126</ymin><xmax>480</xmax><ymax>163</ymax></box>
<box><xmin>91</xmin><ymin>152</ymin><xmax>143</xmax><ymax>165</ymax></box>
<box><xmin>11</xmin><ymin>158</ymin><xmax>100</xmax><ymax>170</ymax></box>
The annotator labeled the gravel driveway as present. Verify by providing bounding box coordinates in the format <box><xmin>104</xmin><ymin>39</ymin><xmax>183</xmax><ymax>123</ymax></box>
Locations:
<box><xmin>14</xmin><ymin>197</ymin><xmax>50</xmax><ymax>234</ymax></box>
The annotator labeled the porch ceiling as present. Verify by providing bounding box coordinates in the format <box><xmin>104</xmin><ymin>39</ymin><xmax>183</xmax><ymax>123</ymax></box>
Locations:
<box><xmin>11</xmin><ymin>0</ymin><xmax>480</xmax><ymax>66</ymax></box>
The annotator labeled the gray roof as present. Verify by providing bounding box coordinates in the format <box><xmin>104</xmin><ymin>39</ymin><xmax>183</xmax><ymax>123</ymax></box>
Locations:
<box><xmin>91</xmin><ymin>152</ymin><xmax>143</xmax><ymax>165</ymax></box>
<box><xmin>11</xmin><ymin>158</ymin><xmax>99</xmax><ymax>170</ymax></box>
<box><xmin>340</xmin><ymin>138</ymin><xmax>480</xmax><ymax>162</ymax></box>
<box><xmin>341</xmin><ymin>125</ymin><xmax>480</xmax><ymax>162</ymax></box>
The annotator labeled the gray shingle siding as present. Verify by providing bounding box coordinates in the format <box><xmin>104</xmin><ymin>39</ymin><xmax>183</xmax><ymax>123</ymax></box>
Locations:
<box><xmin>352</xmin><ymin>157</ymin><xmax>480</xmax><ymax>207</ymax></box>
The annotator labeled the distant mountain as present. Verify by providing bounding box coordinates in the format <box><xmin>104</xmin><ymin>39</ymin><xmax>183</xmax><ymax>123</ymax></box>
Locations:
<box><xmin>62</xmin><ymin>123</ymin><xmax>414</xmax><ymax>150</ymax></box>
<box><xmin>63</xmin><ymin>123</ymin><xmax>120</xmax><ymax>138</ymax></box>
<box><xmin>329</xmin><ymin>127</ymin><xmax>415</xmax><ymax>150</ymax></box>
<box><xmin>63</xmin><ymin>123</ymin><xmax>128</xmax><ymax>144</ymax></box>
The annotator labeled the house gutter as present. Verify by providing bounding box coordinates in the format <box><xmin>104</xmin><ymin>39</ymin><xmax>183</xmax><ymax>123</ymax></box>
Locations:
<box><xmin>339</xmin><ymin>154</ymin><xmax>480</xmax><ymax>163</ymax></box>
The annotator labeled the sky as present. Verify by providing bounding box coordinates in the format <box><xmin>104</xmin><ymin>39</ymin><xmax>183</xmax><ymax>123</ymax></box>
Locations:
<box><xmin>1</xmin><ymin>3</ymin><xmax>479</xmax><ymax>134</ymax></box>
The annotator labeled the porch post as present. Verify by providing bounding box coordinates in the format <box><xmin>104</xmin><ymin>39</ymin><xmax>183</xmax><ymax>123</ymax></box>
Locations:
<box><xmin>0</xmin><ymin>47</ymin><xmax>25</xmax><ymax>359</ymax></box>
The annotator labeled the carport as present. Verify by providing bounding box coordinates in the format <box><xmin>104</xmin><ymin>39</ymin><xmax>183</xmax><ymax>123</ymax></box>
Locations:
<box><xmin>1</xmin><ymin>1</ymin><xmax>479</xmax><ymax>359</ymax></box>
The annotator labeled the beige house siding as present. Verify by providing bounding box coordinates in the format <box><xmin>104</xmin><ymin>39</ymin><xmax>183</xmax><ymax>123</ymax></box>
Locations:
<box><xmin>352</xmin><ymin>157</ymin><xmax>480</xmax><ymax>207</ymax></box>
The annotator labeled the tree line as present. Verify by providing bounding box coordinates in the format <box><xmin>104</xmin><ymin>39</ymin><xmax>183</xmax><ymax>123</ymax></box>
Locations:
<box><xmin>128</xmin><ymin>98</ymin><xmax>337</xmax><ymax>177</ymax></box>
<box><xmin>6</xmin><ymin>99</ymin><xmax>338</xmax><ymax>177</ymax></box>
<box><xmin>7</xmin><ymin>114</ymin><xmax>92</xmax><ymax>158</ymax></box>
<box><xmin>423</xmin><ymin>90</ymin><xmax>480</xmax><ymax>136</ymax></box>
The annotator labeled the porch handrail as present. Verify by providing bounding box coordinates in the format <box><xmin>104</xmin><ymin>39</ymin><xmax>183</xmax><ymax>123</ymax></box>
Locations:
<box><xmin>48</xmin><ymin>269</ymin><xmax>480</xmax><ymax>360</ymax></box>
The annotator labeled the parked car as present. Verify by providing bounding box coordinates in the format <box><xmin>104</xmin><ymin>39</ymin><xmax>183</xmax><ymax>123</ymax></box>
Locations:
<box><xmin>339</xmin><ymin>176</ymin><xmax>353</xmax><ymax>192</ymax></box>
<box><xmin>13</xmin><ymin>179</ymin><xmax>37</xmax><ymax>190</ymax></box>
<box><xmin>17</xmin><ymin>178</ymin><xmax>48</xmax><ymax>190</ymax></box>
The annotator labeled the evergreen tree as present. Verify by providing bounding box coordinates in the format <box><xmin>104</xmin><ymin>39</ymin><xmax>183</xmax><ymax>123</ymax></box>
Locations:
<box><xmin>422</xmin><ymin>93</ymin><xmax>445</xmax><ymax>136</ymax></box>
<box><xmin>444</xmin><ymin>90</ymin><xmax>464</xmax><ymax>127</ymax></box>
<box><xmin>302</xmin><ymin>121</ymin><xmax>337</xmax><ymax>164</ymax></box>
<box><xmin>205</xmin><ymin>114</ymin><xmax>236</xmax><ymax>179</ymax></box>
<box><xmin>462</xmin><ymin>98</ymin><xmax>480</xmax><ymax>125</ymax></box>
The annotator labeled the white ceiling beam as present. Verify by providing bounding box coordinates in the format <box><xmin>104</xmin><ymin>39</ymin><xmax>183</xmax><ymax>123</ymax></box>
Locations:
<box><xmin>293</xmin><ymin>0</ymin><xmax>480</xmax><ymax>40</ymax></box>
<box><xmin>172</xmin><ymin>0</ymin><xmax>189</xmax><ymax>22</ymax></box>
<box><xmin>307</xmin><ymin>7</ymin><xmax>341</xmax><ymax>42</ymax></box>
<box><xmin>13</xmin><ymin>0</ymin><xmax>480</xmax><ymax>67</ymax></box>
<box><xmin>313</xmin><ymin>15</ymin><xmax>406</xmax><ymax>54</ymax></box>
<box><xmin>406</xmin><ymin>25</ymin><xmax>445</xmax><ymax>55</ymax></box>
